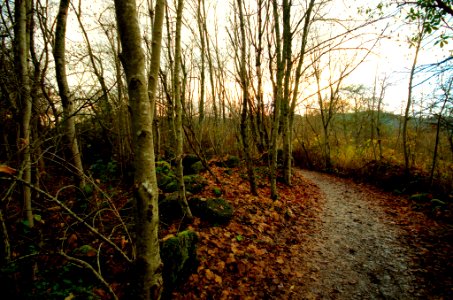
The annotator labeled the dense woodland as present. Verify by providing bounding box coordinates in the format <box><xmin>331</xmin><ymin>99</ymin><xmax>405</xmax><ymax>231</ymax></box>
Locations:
<box><xmin>0</xmin><ymin>0</ymin><xmax>452</xmax><ymax>299</ymax></box>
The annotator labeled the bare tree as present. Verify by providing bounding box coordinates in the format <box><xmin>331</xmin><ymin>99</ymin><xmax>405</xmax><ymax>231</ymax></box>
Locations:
<box><xmin>14</xmin><ymin>0</ymin><xmax>33</xmax><ymax>227</ymax></box>
<box><xmin>174</xmin><ymin>0</ymin><xmax>193</xmax><ymax>218</ymax></box>
<box><xmin>54</xmin><ymin>0</ymin><xmax>86</xmax><ymax>187</ymax></box>
<box><xmin>403</xmin><ymin>19</ymin><xmax>426</xmax><ymax>175</ymax></box>
<box><xmin>237</xmin><ymin>0</ymin><xmax>258</xmax><ymax>195</ymax></box>
<box><xmin>114</xmin><ymin>0</ymin><xmax>165</xmax><ymax>298</ymax></box>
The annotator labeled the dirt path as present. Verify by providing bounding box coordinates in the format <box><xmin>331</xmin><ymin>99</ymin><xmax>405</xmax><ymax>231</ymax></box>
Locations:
<box><xmin>296</xmin><ymin>170</ymin><xmax>424</xmax><ymax>299</ymax></box>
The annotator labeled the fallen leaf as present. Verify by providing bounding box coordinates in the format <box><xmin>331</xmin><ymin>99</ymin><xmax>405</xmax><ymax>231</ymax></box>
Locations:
<box><xmin>214</xmin><ymin>274</ymin><xmax>222</xmax><ymax>284</ymax></box>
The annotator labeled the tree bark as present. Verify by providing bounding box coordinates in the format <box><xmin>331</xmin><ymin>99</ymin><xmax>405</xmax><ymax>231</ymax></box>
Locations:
<box><xmin>237</xmin><ymin>0</ymin><xmax>258</xmax><ymax>196</ymax></box>
<box><xmin>281</xmin><ymin>0</ymin><xmax>292</xmax><ymax>185</ymax></box>
<box><xmin>54</xmin><ymin>0</ymin><xmax>85</xmax><ymax>187</ymax></box>
<box><xmin>15</xmin><ymin>0</ymin><xmax>33</xmax><ymax>227</ymax></box>
<box><xmin>174</xmin><ymin>0</ymin><xmax>193</xmax><ymax>218</ymax></box>
<box><xmin>114</xmin><ymin>0</ymin><xmax>165</xmax><ymax>298</ymax></box>
<box><xmin>270</xmin><ymin>0</ymin><xmax>285</xmax><ymax>200</ymax></box>
<box><xmin>403</xmin><ymin>28</ymin><xmax>423</xmax><ymax>176</ymax></box>
<box><xmin>197</xmin><ymin>0</ymin><xmax>206</xmax><ymax>125</ymax></box>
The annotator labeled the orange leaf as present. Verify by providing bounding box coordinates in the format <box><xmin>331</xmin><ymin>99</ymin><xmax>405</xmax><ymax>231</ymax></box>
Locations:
<box><xmin>214</xmin><ymin>274</ymin><xmax>222</xmax><ymax>284</ymax></box>
<box><xmin>0</xmin><ymin>165</ymin><xmax>16</xmax><ymax>175</ymax></box>
<box><xmin>205</xmin><ymin>269</ymin><xmax>215</xmax><ymax>280</ymax></box>
<box><xmin>226</xmin><ymin>253</ymin><xmax>236</xmax><ymax>264</ymax></box>
<box><xmin>276</xmin><ymin>256</ymin><xmax>284</xmax><ymax>264</ymax></box>
<box><xmin>216</xmin><ymin>261</ymin><xmax>225</xmax><ymax>272</ymax></box>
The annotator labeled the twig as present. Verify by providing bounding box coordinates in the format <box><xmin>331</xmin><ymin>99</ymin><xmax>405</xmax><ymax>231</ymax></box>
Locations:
<box><xmin>0</xmin><ymin>176</ymin><xmax>132</xmax><ymax>263</ymax></box>
<box><xmin>58</xmin><ymin>252</ymin><xmax>119</xmax><ymax>300</ymax></box>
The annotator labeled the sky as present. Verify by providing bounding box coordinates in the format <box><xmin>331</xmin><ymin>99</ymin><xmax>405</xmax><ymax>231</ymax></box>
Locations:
<box><xmin>61</xmin><ymin>0</ymin><xmax>452</xmax><ymax>115</ymax></box>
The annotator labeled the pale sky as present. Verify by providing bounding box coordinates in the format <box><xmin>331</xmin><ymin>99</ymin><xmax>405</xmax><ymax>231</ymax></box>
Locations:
<box><xmin>61</xmin><ymin>0</ymin><xmax>452</xmax><ymax>115</ymax></box>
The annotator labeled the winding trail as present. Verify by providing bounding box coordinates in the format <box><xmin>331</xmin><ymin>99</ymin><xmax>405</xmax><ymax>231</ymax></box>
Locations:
<box><xmin>296</xmin><ymin>170</ymin><xmax>423</xmax><ymax>299</ymax></box>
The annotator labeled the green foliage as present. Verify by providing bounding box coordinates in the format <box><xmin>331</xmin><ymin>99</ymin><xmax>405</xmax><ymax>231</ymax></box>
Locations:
<box><xmin>89</xmin><ymin>159</ymin><xmax>118</xmax><ymax>182</ymax></box>
<box><xmin>409</xmin><ymin>193</ymin><xmax>432</xmax><ymax>202</ymax></box>
<box><xmin>406</xmin><ymin>0</ymin><xmax>453</xmax><ymax>45</ymax></box>
<box><xmin>73</xmin><ymin>244</ymin><xmax>97</xmax><ymax>257</ymax></box>
<box><xmin>0</xmin><ymin>261</ymin><xmax>100</xmax><ymax>299</ymax></box>
<box><xmin>212</xmin><ymin>187</ymin><xmax>222</xmax><ymax>196</ymax></box>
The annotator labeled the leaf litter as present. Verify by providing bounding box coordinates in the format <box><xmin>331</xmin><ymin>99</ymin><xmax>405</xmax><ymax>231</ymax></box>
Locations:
<box><xmin>169</xmin><ymin>166</ymin><xmax>452</xmax><ymax>299</ymax></box>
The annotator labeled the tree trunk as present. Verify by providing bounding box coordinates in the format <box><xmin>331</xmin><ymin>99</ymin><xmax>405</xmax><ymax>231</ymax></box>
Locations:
<box><xmin>237</xmin><ymin>0</ymin><xmax>258</xmax><ymax>196</ymax></box>
<box><xmin>403</xmin><ymin>27</ymin><xmax>424</xmax><ymax>175</ymax></box>
<box><xmin>197</xmin><ymin>0</ymin><xmax>206</xmax><ymax>125</ymax></box>
<box><xmin>174</xmin><ymin>0</ymin><xmax>193</xmax><ymax>218</ymax></box>
<box><xmin>54</xmin><ymin>0</ymin><xmax>85</xmax><ymax>187</ymax></box>
<box><xmin>270</xmin><ymin>0</ymin><xmax>285</xmax><ymax>200</ymax></box>
<box><xmin>15</xmin><ymin>0</ymin><xmax>33</xmax><ymax>228</ymax></box>
<box><xmin>430</xmin><ymin>80</ymin><xmax>451</xmax><ymax>186</ymax></box>
<box><xmin>114</xmin><ymin>0</ymin><xmax>165</xmax><ymax>298</ymax></box>
<box><xmin>281</xmin><ymin>0</ymin><xmax>292</xmax><ymax>185</ymax></box>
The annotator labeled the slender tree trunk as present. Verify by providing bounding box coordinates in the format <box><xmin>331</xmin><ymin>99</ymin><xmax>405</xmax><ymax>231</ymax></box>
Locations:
<box><xmin>430</xmin><ymin>80</ymin><xmax>451</xmax><ymax>186</ymax></box>
<box><xmin>197</xmin><ymin>0</ymin><xmax>206</xmax><ymax>125</ymax></box>
<box><xmin>174</xmin><ymin>0</ymin><xmax>193</xmax><ymax>218</ymax></box>
<box><xmin>376</xmin><ymin>77</ymin><xmax>387</xmax><ymax>161</ymax></box>
<box><xmin>281</xmin><ymin>0</ymin><xmax>292</xmax><ymax>185</ymax></box>
<box><xmin>114</xmin><ymin>0</ymin><xmax>165</xmax><ymax>298</ymax></box>
<box><xmin>255</xmin><ymin>0</ymin><xmax>267</xmax><ymax>153</ymax></box>
<box><xmin>287</xmin><ymin>0</ymin><xmax>314</xmax><ymax>177</ymax></box>
<box><xmin>403</xmin><ymin>28</ymin><xmax>424</xmax><ymax>175</ymax></box>
<box><xmin>15</xmin><ymin>0</ymin><xmax>33</xmax><ymax>227</ymax></box>
<box><xmin>202</xmin><ymin>2</ymin><xmax>217</xmax><ymax>123</ymax></box>
<box><xmin>237</xmin><ymin>0</ymin><xmax>258</xmax><ymax>196</ymax></box>
<box><xmin>270</xmin><ymin>0</ymin><xmax>285</xmax><ymax>200</ymax></box>
<box><xmin>54</xmin><ymin>0</ymin><xmax>85</xmax><ymax>187</ymax></box>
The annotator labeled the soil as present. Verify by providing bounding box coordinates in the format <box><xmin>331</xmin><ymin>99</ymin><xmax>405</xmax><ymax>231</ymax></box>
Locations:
<box><xmin>295</xmin><ymin>170</ymin><xmax>425</xmax><ymax>299</ymax></box>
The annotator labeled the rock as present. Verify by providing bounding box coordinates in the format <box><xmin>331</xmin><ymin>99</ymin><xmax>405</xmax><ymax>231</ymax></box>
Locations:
<box><xmin>191</xmin><ymin>197</ymin><xmax>234</xmax><ymax>224</ymax></box>
<box><xmin>156</xmin><ymin>160</ymin><xmax>172</xmax><ymax>175</ymax></box>
<box><xmin>182</xmin><ymin>154</ymin><xmax>200</xmax><ymax>174</ymax></box>
<box><xmin>156</xmin><ymin>161</ymin><xmax>177</xmax><ymax>192</ymax></box>
<box><xmin>189</xmin><ymin>161</ymin><xmax>204</xmax><ymax>174</ymax></box>
<box><xmin>159</xmin><ymin>191</ymin><xmax>194</xmax><ymax>221</ymax></box>
<box><xmin>163</xmin><ymin>180</ymin><xmax>178</xmax><ymax>193</ymax></box>
<box><xmin>161</xmin><ymin>230</ymin><xmax>198</xmax><ymax>296</ymax></box>
<box><xmin>184</xmin><ymin>175</ymin><xmax>207</xmax><ymax>194</ymax></box>
<box><xmin>224</xmin><ymin>155</ymin><xmax>240</xmax><ymax>168</ymax></box>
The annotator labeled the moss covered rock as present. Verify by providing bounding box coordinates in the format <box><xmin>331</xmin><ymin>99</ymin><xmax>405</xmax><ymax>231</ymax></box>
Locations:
<box><xmin>184</xmin><ymin>175</ymin><xmax>207</xmax><ymax>194</ymax></box>
<box><xmin>163</xmin><ymin>180</ymin><xmax>178</xmax><ymax>193</ymax></box>
<box><xmin>224</xmin><ymin>155</ymin><xmax>240</xmax><ymax>168</ymax></box>
<box><xmin>182</xmin><ymin>154</ymin><xmax>200</xmax><ymax>175</ymax></box>
<box><xmin>161</xmin><ymin>230</ymin><xmax>198</xmax><ymax>296</ymax></box>
<box><xmin>189</xmin><ymin>161</ymin><xmax>204</xmax><ymax>174</ymax></box>
<box><xmin>191</xmin><ymin>197</ymin><xmax>234</xmax><ymax>224</ymax></box>
<box><xmin>156</xmin><ymin>160</ymin><xmax>172</xmax><ymax>175</ymax></box>
<box><xmin>156</xmin><ymin>161</ymin><xmax>177</xmax><ymax>192</ymax></box>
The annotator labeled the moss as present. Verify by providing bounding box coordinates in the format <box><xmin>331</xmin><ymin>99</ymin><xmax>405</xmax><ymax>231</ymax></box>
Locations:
<box><xmin>224</xmin><ymin>155</ymin><xmax>240</xmax><ymax>168</ymax></box>
<box><xmin>183</xmin><ymin>175</ymin><xmax>207</xmax><ymax>194</ymax></box>
<box><xmin>163</xmin><ymin>180</ymin><xmax>178</xmax><ymax>193</ymax></box>
<box><xmin>156</xmin><ymin>160</ymin><xmax>172</xmax><ymax>175</ymax></box>
<box><xmin>190</xmin><ymin>161</ymin><xmax>204</xmax><ymax>174</ymax></box>
<box><xmin>190</xmin><ymin>197</ymin><xmax>234</xmax><ymax>224</ymax></box>
<box><xmin>409</xmin><ymin>193</ymin><xmax>432</xmax><ymax>203</ymax></box>
<box><xmin>161</xmin><ymin>230</ymin><xmax>198</xmax><ymax>296</ymax></box>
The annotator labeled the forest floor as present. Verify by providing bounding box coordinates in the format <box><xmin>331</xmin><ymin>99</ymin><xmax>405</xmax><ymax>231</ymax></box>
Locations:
<box><xmin>171</xmin><ymin>166</ymin><xmax>453</xmax><ymax>299</ymax></box>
